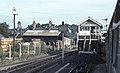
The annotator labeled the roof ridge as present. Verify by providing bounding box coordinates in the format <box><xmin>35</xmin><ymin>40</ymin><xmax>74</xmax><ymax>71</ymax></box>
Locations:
<box><xmin>77</xmin><ymin>16</ymin><xmax>102</xmax><ymax>26</ymax></box>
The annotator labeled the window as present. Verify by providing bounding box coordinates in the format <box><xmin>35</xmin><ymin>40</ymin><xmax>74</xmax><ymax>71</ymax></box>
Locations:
<box><xmin>85</xmin><ymin>27</ymin><xmax>87</xmax><ymax>30</ymax></box>
<box><xmin>91</xmin><ymin>27</ymin><xmax>95</xmax><ymax>33</ymax></box>
<box><xmin>80</xmin><ymin>27</ymin><xmax>84</xmax><ymax>31</ymax></box>
<box><xmin>91</xmin><ymin>26</ymin><xmax>95</xmax><ymax>29</ymax></box>
<box><xmin>86</xmin><ymin>27</ymin><xmax>90</xmax><ymax>31</ymax></box>
<box><xmin>83</xmin><ymin>27</ymin><xmax>84</xmax><ymax>30</ymax></box>
<box><xmin>97</xmin><ymin>27</ymin><xmax>99</xmax><ymax>29</ymax></box>
<box><xmin>80</xmin><ymin>27</ymin><xmax>82</xmax><ymax>31</ymax></box>
<box><xmin>80</xmin><ymin>26</ymin><xmax>90</xmax><ymax>31</ymax></box>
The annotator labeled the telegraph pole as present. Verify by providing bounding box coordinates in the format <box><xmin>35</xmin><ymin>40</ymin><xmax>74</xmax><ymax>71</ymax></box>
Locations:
<box><xmin>62</xmin><ymin>21</ymin><xmax>65</xmax><ymax>60</ymax></box>
<box><xmin>58</xmin><ymin>21</ymin><xmax>68</xmax><ymax>64</ymax></box>
<box><xmin>61</xmin><ymin>21</ymin><xmax>67</xmax><ymax>64</ymax></box>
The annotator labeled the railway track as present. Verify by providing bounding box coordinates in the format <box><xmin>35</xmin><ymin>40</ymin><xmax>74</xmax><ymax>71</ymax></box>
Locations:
<box><xmin>1</xmin><ymin>51</ymin><xmax>76</xmax><ymax>73</ymax></box>
<box><xmin>69</xmin><ymin>64</ymin><xmax>92</xmax><ymax>73</ymax></box>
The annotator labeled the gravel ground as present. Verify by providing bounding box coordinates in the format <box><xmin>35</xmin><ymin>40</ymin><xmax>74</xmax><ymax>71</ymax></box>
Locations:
<box><xmin>0</xmin><ymin>54</ymin><xmax>48</xmax><ymax>70</ymax></box>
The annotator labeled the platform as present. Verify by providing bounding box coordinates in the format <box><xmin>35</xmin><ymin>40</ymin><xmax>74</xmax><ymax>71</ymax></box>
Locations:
<box><xmin>93</xmin><ymin>64</ymin><xmax>106</xmax><ymax>73</ymax></box>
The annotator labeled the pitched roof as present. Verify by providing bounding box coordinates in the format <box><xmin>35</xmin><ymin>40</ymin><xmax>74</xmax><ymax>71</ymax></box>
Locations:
<box><xmin>23</xmin><ymin>30</ymin><xmax>61</xmax><ymax>36</ymax></box>
<box><xmin>108</xmin><ymin>0</ymin><xmax>120</xmax><ymax>30</ymax></box>
<box><xmin>77</xmin><ymin>16</ymin><xmax>102</xmax><ymax>27</ymax></box>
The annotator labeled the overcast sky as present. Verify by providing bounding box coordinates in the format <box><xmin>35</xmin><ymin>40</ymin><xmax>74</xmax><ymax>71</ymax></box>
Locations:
<box><xmin>0</xmin><ymin>0</ymin><xmax>117</xmax><ymax>28</ymax></box>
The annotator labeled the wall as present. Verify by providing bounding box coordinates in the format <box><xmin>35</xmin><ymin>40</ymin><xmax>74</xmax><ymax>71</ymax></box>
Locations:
<box><xmin>0</xmin><ymin>38</ymin><xmax>22</xmax><ymax>51</ymax></box>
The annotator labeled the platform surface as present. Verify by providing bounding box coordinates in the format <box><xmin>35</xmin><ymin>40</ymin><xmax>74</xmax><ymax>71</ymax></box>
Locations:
<box><xmin>93</xmin><ymin>64</ymin><xmax>107</xmax><ymax>73</ymax></box>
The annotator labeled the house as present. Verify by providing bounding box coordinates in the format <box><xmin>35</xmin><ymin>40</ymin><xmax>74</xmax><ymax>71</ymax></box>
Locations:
<box><xmin>76</xmin><ymin>17</ymin><xmax>102</xmax><ymax>54</ymax></box>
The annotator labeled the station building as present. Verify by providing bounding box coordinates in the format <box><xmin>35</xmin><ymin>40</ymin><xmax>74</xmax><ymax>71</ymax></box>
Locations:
<box><xmin>23</xmin><ymin>21</ymin><xmax>72</xmax><ymax>50</ymax></box>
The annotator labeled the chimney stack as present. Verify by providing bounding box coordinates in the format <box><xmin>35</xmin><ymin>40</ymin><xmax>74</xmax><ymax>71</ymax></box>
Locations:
<box><xmin>33</xmin><ymin>21</ymin><xmax>36</xmax><ymax>30</ymax></box>
<box><xmin>48</xmin><ymin>21</ymin><xmax>52</xmax><ymax>31</ymax></box>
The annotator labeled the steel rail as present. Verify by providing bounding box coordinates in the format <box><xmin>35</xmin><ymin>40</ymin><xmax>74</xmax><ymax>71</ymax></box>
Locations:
<box><xmin>4</xmin><ymin>51</ymin><xmax>76</xmax><ymax>73</ymax></box>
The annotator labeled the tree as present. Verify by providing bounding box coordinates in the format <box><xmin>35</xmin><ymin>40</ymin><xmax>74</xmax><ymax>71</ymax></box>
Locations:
<box><xmin>27</xmin><ymin>25</ymin><xmax>33</xmax><ymax>30</ymax></box>
<box><xmin>17</xmin><ymin>21</ymin><xmax>22</xmax><ymax>30</ymax></box>
<box><xmin>36</xmin><ymin>23</ymin><xmax>41</xmax><ymax>28</ymax></box>
<box><xmin>0</xmin><ymin>22</ymin><xmax>9</xmax><ymax>37</ymax></box>
<box><xmin>17</xmin><ymin>21</ymin><xmax>22</xmax><ymax>38</ymax></box>
<box><xmin>70</xmin><ymin>24</ymin><xmax>78</xmax><ymax>34</ymax></box>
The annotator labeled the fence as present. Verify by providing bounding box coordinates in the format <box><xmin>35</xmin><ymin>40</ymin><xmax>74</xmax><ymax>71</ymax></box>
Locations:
<box><xmin>0</xmin><ymin>40</ymin><xmax>73</xmax><ymax>65</ymax></box>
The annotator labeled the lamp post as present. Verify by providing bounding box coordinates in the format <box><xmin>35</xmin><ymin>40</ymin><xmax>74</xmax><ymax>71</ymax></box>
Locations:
<box><xmin>12</xmin><ymin>7</ymin><xmax>18</xmax><ymax>61</ymax></box>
